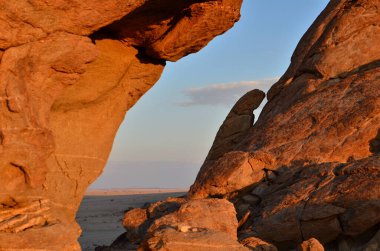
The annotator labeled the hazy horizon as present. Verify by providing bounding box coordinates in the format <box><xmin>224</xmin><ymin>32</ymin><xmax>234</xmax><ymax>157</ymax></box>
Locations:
<box><xmin>90</xmin><ymin>0</ymin><xmax>330</xmax><ymax>189</ymax></box>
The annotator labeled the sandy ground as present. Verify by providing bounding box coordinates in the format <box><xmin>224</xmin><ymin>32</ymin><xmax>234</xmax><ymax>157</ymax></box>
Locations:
<box><xmin>76</xmin><ymin>189</ymin><xmax>187</xmax><ymax>251</ymax></box>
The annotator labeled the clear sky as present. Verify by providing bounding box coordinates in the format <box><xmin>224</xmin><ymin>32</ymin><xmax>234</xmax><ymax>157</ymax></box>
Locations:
<box><xmin>91</xmin><ymin>0</ymin><xmax>330</xmax><ymax>189</ymax></box>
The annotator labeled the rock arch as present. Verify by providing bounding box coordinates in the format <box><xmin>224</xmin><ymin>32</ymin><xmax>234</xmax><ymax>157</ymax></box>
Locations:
<box><xmin>0</xmin><ymin>0</ymin><xmax>242</xmax><ymax>249</ymax></box>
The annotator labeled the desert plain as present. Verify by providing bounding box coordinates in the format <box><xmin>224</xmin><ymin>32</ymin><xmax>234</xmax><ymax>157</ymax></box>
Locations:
<box><xmin>77</xmin><ymin>189</ymin><xmax>186</xmax><ymax>250</ymax></box>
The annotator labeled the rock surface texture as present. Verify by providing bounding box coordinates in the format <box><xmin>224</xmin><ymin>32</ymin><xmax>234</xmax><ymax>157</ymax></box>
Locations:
<box><xmin>0</xmin><ymin>0</ymin><xmax>243</xmax><ymax>250</ymax></box>
<box><xmin>103</xmin><ymin>0</ymin><xmax>380</xmax><ymax>250</ymax></box>
<box><xmin>2</xmin><ymin>0</ymin><xmax>380</xmax><ymax>250</ymax></box>
<box><xmin>189</xmin><ymin>0</ymin><xmax>380</xmax><ymax>249</ymax></box>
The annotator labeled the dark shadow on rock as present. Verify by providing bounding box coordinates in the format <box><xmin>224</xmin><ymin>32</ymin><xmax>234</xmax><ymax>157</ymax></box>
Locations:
<box><xmin>370</xmin><ymin>129</ymin><xmax>380</xmax><ymax>155</ymax></box>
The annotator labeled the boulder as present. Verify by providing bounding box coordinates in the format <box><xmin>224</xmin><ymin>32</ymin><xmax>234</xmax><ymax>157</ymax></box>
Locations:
<box><xmin>146</xmin><ymin>199</ymin><xmax>239</xmax><ymax>239</ymax></box>
<box><xmin>102</xmin><ymin>198</ymin><xmax>247</xmax><ymax>250</ymax></box>
<box><xmin>122</xmin><ymin>208</ymin><xmax>148</xmax><ymax>242</ymax></box>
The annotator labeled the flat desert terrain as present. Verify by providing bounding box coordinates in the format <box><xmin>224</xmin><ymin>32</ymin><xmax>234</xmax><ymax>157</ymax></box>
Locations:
<box><xmin>77</xmin><ymin>189</ymin><xmax>187</xmax><ymax>251</ymax></box>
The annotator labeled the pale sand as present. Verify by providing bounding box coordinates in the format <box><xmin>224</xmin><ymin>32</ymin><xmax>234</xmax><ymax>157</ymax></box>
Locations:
<box><xmin>77</xmin><ymin>189</ymin><xmax>187</xmax><ymax>251</ymax></box>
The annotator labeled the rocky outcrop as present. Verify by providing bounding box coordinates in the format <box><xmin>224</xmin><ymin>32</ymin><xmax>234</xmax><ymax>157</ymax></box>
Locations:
<box><xmin>142</xmin><ymin>199</ymin><xmax>246</xmax><ymax>251</ymax></box>
<box><xmin>103</xmin><ymin>0</ymin><xmax>379</xmax><ymax>250</ymax></box>
<box><xmin>205</xmin><ymin>89</ymin><xmax>266</xmax><ymax>162</ymax></box>
<box><xmin>188</xmin><ymin>0</ymin><xmax>380</xmax><ymax>249</ymax></box>
<box><xmin>102</xmin><ymin>0</ymin><xmax>243</xmax><ymax>61</ymax></box>
<box><xmin>102</xmin><ymin>198</ymin><xmax>251</xmax><ymax>251</ymax></box>
<box><xmin>0</xmin><ymin>0</ymin><xmax>243</xmax><ymax>249</ymax></box>
<box><xmin>231</xmin><ymin>157</ymin><xmax>379</xmax><ymax>249</ymax></box>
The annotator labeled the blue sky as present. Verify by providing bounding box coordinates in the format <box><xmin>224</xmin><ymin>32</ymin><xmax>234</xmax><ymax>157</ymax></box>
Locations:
<box><xmin>91</xmin><ymin>0</ymin><xmax>330</xmax><ymax>189</ymax></box>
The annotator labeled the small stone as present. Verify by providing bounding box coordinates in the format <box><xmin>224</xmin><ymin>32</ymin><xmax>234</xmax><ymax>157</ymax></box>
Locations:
<box><xmin>297</xmin><ymin>238</ymin><xmax>324</xmax><ymax>251</ymax></box>
<box><xmin>178</xmin><ymin>225</ymin><xmax>191</xmax><ymax>233</ymax></box>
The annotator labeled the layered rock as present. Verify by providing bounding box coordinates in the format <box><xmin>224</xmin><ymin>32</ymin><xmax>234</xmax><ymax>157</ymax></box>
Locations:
<box><xmin>104</xmin><ymin>0</ymin><xmax>379</xmax><ymax>250</ymax></box>
<box><xmin>0</xmin><ymin>0</ymin><xmax>243</xmax><ymax>249</ymax></box>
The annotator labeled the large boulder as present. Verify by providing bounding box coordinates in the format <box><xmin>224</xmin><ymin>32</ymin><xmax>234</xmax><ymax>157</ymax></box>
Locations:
<box><xmin>146</xmin><ymin>199</ymin><xmax>239</xmax><ymax>239</ymax></box>
<box><xmin>104</xmin><ymin>198</ymin><xmax>257</xmax><ymax>250</ymax></box>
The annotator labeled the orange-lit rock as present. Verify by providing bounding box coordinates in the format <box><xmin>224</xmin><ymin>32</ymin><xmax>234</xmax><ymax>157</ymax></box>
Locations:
<box><xmin>0</xmin><ymin>0</ymin><xmax>243</xmax><ymax>249</ymax></box>
<box><xmin>189</xmin><ymin>0</ymin><xmax>380</xmax><ymax>249</ymax></box>
<box><xmin>103</xmin><ymin>0</ymin><xmax>243</xmax><ymax>61</ymax></box>
<box><xmin>297</xmin><ymin>238</ymin><xmax>324</xmax><ymax>251</ymax></box>
<box><xmin>240</xmin><ymin>236</ymin><xmax>278</xmax><ymax>251</ymax></box>
<box><xmin>104</xmin><ymin>198</ymin><xmax>252</xmax><ymax>250</ymax></box>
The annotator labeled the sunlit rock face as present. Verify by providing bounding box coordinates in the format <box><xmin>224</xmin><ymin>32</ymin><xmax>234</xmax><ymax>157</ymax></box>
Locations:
<box><xmin>190</xmin><ymin>0</ymin><xmax>380</xmax><ymax>249</ymax></box>
<box><xmin>0</xmin><ymin>0</ymin><xmax>243</xmax><ymax>249</ymax></box>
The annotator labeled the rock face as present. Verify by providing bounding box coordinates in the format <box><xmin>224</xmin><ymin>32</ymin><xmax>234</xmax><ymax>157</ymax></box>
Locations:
<box><xmin>0</xmin><ymin>0</ymin><xmax>243</xmax><ymax>249</ymax></box>
<box><xmin>188</xmin><ymin>0</ymin><xmax>380</xmax><ymax>249</ymax></box>
<box><xmin>104</xmin><ymin>0</ymin><xmax>379</xmax><ymax>250</ymax></box>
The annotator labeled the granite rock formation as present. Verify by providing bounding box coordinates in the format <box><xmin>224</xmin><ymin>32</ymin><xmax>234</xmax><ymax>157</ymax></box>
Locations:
<box><xmin>0</xmin><ymin>0</ymin><xmax>243</xmax><ymax>249</ymax></box>
<box><xmin>104</xmin><ymin>0</ymin><xmax>380</xmax><ymax>250</ymax></box>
